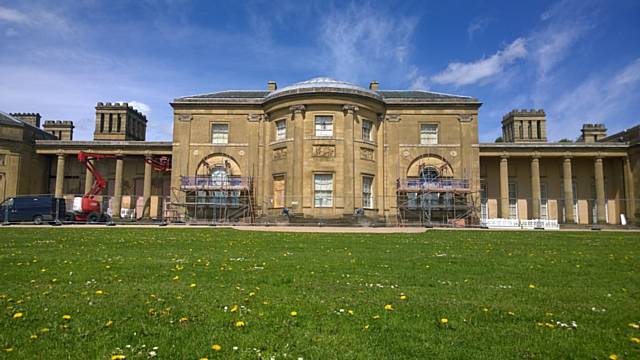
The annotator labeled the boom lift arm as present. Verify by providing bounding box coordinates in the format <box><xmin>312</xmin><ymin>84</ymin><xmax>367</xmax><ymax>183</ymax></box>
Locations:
<box><xmin>78</xmin><ymin>152</ymin><xmax>116</xmax><ymax>198</ymax></box>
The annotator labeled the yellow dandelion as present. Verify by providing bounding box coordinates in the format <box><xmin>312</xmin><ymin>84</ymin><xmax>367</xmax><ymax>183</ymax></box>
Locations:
<box><xmin>384</xmin><ymin>304</ymin><xmax>393</xmax><ymax>311</ymax></box>
<box><xmin>290</xmin><ymin>311</ymin><xmax>298</xmax><ymax>317</ymax></box>
<box><xmin>148</xmin><ymin>308</ymin><xmax>157</xmax><ymax>316</ymax></box>
<box><xmin>200</xmin><ymin>358</ymin><xmax>209</xmax><ymax>360</ymax></box>
<box><xmin>235</xmin><ymin>320</ymin><xmax>246</xmax><ymax>328</ymax></box>
<box><xmin>190</xmin><ymin>283</ymin><xmax>197</xmax><ymax>288</ymax></box>
<box><xmin>631</xmin><ymin>337</ymin><xmax>640</xmax><ymax>344</ymax></box>
<box><xmin>528</xmin><ymin>284</ymin><xmax>536</xmax><ymax>289</ymax></box>
<box><xmin>211</xmin><ymin>344</ymin><xmax>222</xmax><ymax>351</ymax></box>
<box><xmin>400</xmin><ymin>295</ymin><xmax>407</xmax><ymax>300</ymax></box>
<box><xmin>373</xmin><ymin>315</ymin><xmax>380</xmax><ymax>320</ymax></box>
<box><xmin>629</xmin><ymin>323</ymin><xmax>640</xmax><ymax>329</ymax></box>
<box><xmin>30</xmin><ymin>334</ymin><xmax>38</xmax><ymax>340</ymax></box>
<box><xmin>106</xmin><ymin>320</ymin><xmax>113</xmax><ymax>327</ymax></box>
<box><xmin>179</xmin><ymin>316</ymin><xmax>189</xmax><ymax>323</ymax></box>
<box><xmin>609</xmin><ymin>355</ymin><xmax>618</xmax><ymax>360</ymax></box>
<box><xmin>230</xmin><ymin>304</ymin><xmax>238</xmax><ymax>313</ymax></box>
<box><xmin>95</xmin><ymin>290</ymin><xmax>104</xmax><ymax>295</ymax></box>
<box><xmin>363</xmin><ymin>324</ymin><xmax>370</xmax><ymax>330</ymax></box>
<box><xmin>249</xmin><ymin>291</ymin><xmax>256</xmax><ymax>297</ymax></box>
<box><xmin>40</xmin><ymin>328</ymin><xmax>49</xmax><ymax>333</ymax></box>
<box><xmin>482</xmin><ymin>308</ymin><xmax>489</xmax><ymax>312</ymax></box>
<box><xmin>12</xmin><ymin>312</ymin><xmax>23</xmax><ymax>319</ymax></box>
<box><xmin>111</xmin><ymin>355</ymin><xmax>126</xmax><ymax>360</ymax></box>
<box><xmin>440</xmin><ymin>318</ymin><xmax>449</xmax><ymax>325</ymax></box>
<box><xmin>347</xmin><ymin>309</ymin><xmax>354</xmax><ymax>315</ymax></box>
<box><xmin>172</xmin><ymin>275</ymin><xmax>179</xmax><ymax>281</ymax></box>
<box><xmin>62</xmin><ymin>314</ymin><xmax>71</xmax><ymax>321</ymax></box>
<box><xmin>4</xmin><ymin>347</ymin><xmax>13</xmax><ymax>353</ymax></box>
<box><xmin>507</xmin><ymin>311</ymin><xmax>515</xmax><ymax>316</ymax></box>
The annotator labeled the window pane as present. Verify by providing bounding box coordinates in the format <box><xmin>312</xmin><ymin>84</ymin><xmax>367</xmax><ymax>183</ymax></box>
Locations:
<box><xmin>362</xmin><ymin>120</ymin><xmax>372</xmax><ymax>141</ymax></box>
<box><xmin>212</xmin><ymin>124</ymin><xmax>229</xmax><ymax>144</ymax></box>
<box><xmin>420</xmin><ymin>124</ymin><xmax>438</xmax><ymax>144</ymax></box>
<box><xmin>508</xmin><ymin>182</ymin><xmax>517</xmax><ymax>219</ymax></box>
<box><xmin>315</xmin><ymin>116</ymin><xmax>333</xmax><ymax>137</ymax></box>
<box><xmin>314</xmin><ymin>174</ymin><xmax>333</xmax><ymax>207</ymax></box>
<box><xmin>362</xmin><ymin>176</ymin><xmax>373</xmax><ymax>208</ymax></box>
<box><xmin>276</xmin><ymin>120</ymin><xmax>286</xmax><ymax>141</ymax></box>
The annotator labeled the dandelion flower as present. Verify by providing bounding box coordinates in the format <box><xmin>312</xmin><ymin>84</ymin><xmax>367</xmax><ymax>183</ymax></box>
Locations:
<box><xmin>230</xmin><ymin>305</ymin><xmax>238</xmax><ymax>313</ymax></box>
<box><xmin>347</xmin><ymin>309</ymin><xmax>354</xmax><ymax>315</ymax></box>
<box><xmin>95</xmin><ymin>290</ymin><xmax>104</xmax><ymax>295</ymax></box>
<box><xmin>235</xmin><ymin>320</ymin><xmax>246</xmax><ymax>328</ymax></box>
<box><xmin>179</xmin><ymin>316</ymin><xmax>189</xmax><ymax>323</ymax></box>
<box><xmin>172</xmin><ymin>275</ymin><xmax>179</xmax><ymax>281</ymax></box>
<box><xmin>30</xmin><ymin>334</ymin><xmax>38</xmax><ymax>340</ymax></box>
<box><xmin>363</xmin><ymin>324</ymin><xmax>369</xmax><ymax>330</ymax></box>
<box><xmin>4</xmin><ymin>347</ymin><xmax>13</xmax><ymax>353</ymax></box>
<box><xmin>384</xmin><ymin>304</ymin><xmax>393</xmax><ymax>311</ymax></box>
<box><xmin>106</xmin><ymin>320</ymin><xmax>113</xmax><ymax>327</ymax></box>
<box><xmin>111</xmin><ymin>355</ymin><xmax>126</xmax><ymax>360</ymax></box>
<box><xmin>372</xmin><ymin>315</ymin><xmax>380</xmax><ymax>320</ymax></box>
<box><xmin>62</xmin><ymin>314</ymin><xmax>72</xmax><ymax>321</ymax></box>
<box><xmin>400</xmin><ymin>295</ymin><xmax>407</xmax><ymax>300</ymax></box>
<box><xmin>190</xmin><ymin>283</ymin><xmax>197</xmax><ymax>288</ymax></box>
<box><xmin>290</xmin><ymin>311</ymin><xmax>298</xmax><ymax>317</ymax></box>
<box><xmin>629</xmin><ymin>323</ymin><xmax>640</xmax><ymax>329</ymax></box>
<box><xmin>507</xmin><ymin>311</ymin><xmax>515</xmax><ymax>316</ymax></box>
<box><xmin>12</xmin><ymin>312</ymin><xmax>23</xmax><ymax>319</ymax></box>
<box><xmin>631</xmin><ymin>337</ymin><xmax>640</xmax><ymax>344</ymax></box>
<box><xmin>528</xmin><ymin>284</ymin><xmax>536</xmax><ymax>289</ymax></box>
<box><xmin>40</xmin><ymin>328</ymin><xmax>49</xmax><ymax>333</ymax></box>
<box><xmin>440</xmin><ymin>318</ymin><xmax>449</xmax><ymax>325</ymax></box>
<box><xmin>609</xmin><ymin>355</ymin><xmax>618</xmax><ymax>360</ymax></box>
<box><xmin>200</xmin><ymin>358</ymin><xmax>208</xmax><ymax>360</ymax></box>
<box><xmin>211</xmin><ymin>344</ymin><xmax>222</xmax><ymax>351</ymax></box>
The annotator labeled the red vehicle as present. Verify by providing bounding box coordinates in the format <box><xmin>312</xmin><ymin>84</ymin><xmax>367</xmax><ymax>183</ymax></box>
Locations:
<box><xmin>66</xmin><ymin>152</ymin><xmax>115</xmax><ymax>222</ymax></box>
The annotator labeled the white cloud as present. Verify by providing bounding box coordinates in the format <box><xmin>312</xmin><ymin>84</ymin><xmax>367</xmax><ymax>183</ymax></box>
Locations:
<box><xmin>319</xmin><ymin>3</ymin><xmax>418</xmax><ymax>84</ymax></box>
<box><xmin>467</xmin><ymin>17</ymin><xmax>493</xmax><ymax>39</ymax></box>
<box><xmin>128</xmin><ymin>101</ymin><xmax>151</xmax><ymax>115</ymax></box>
<box><xmin>431</xmin><ymin>38</ymin><xmax>527</xmax><ymax>86</ymax></box>
<box><xmin>0</xmin><ymin>6</ymin><xmax>29</xmax><ymax>24</ymax></box>
<box><xmin>547</xmin><ymin>58</ymin><xmax>640</xmax><ymax>138</ymax></box>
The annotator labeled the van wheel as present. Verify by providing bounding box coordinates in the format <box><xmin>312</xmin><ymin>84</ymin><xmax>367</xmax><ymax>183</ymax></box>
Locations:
<box><xmin>33</xmin><ymin>215</ymin><xmax>43</xmax><ymax>225</ymax></box>
<box><xmin>87</xmin><ymin>213</ymin><xmax>100</xmax><ymax>223</ymax></box>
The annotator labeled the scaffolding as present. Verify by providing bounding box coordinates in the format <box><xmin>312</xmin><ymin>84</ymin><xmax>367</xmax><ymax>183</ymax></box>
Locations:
<box><xmin>172</xmin><ymin>176</ymin><xmax>256</xmax><ymax>224</ymax></box>
<box><xmin>396</xmin><ymin>165</ymin><xmax>477</xmax><ymax>226</ymax></box>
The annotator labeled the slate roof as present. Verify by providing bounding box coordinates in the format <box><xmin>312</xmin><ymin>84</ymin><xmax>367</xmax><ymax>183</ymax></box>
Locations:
<box><xmin>173</xmin><ymin>78</ymin><xmax>479</xmax><ymax>105</ymax></box>
<box><xmin>0</xmin><ymin>111</ymin><xmax>25</xmax><ymax>127</ymax></box>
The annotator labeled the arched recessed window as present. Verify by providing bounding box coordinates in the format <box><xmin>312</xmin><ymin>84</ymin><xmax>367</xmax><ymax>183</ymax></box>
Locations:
<box><xmin>420</xmin><ymin>166</ymin><xmax>439</xmax><ymax>181</ymax></box>
<box><xmin>210</xmin><ymin>166</ymin><xmax>229</xmax><ymax>186</ymax></box>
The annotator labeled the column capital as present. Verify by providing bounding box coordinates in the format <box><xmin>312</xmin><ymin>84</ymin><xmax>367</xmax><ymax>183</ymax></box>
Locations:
<box><xmin>342</xmin><ymin>104</ymin><xmax>359</xmax><ymax>114</ymax></box>
<box><xmin>500</xmin><ymin>153</ymin><xmax>509</xmax><ymax>160</ymax></box>
<box><xmin>289</xmin><ymin>105</ymin><xmax>306</xmax><ymax>115</ymax></box>
<box><xmin>531</xmin><ymin>154</ymin><xmax>541</xmax><ymax>161</ymax></box>
<box><xmin>56</xmin><ymin>152</ymin><xmax>65</xmax><ymax>158</ymax></box>
<box><xmin>563</xmin><ymin>154</ymin><xmax>573</xmax><ymax>160</ymax></box>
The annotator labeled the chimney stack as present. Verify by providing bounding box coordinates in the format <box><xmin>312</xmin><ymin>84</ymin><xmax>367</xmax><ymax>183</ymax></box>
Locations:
<box><xmin>267</xmin><ymin>80</ymin><xmax>277</xmax><ymax>91</ymax></box>
<box><xmin>369</xmin><ymin>80</ymin><xmax>379</xmax><ymax>91</ymax></box>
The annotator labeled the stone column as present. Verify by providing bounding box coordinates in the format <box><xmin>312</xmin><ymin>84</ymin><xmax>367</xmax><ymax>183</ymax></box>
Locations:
<box><xmin>54</xmin><ymin>153</ymin><xmax>65</xmax><ymax>197</ymax></box>
<box><xmin>142</xmin><ymin>157</ymin><xmax>152</xmax><ymax>219</ymax></box>
<box><xmin>112</xmin><ymin>156</ymin><xmax>124</xmax><ymax>219</ymax></box>
<box><xmin>562</xmin><ymin>157</ymin><xmax>575</xmax><ymax>224</ymax></box>
<box><xmin>530</xmin><ymin>156</ymin><xmax>541</xmax><ymax>219</ymax></box>
<box><xmin>342</xmin><ymin>105</ymin><xmax>358</xmax><ymax>215</ymax></box>
<box><xmin>84</xmin><ymin>159</ymin><xmax>94</xmax><ymax>194</ymax></box>
<box><xmin>290</xmin><ymin>105</ymin><xmax>305</xmax><ymax>211</ymax></box>
<box><xmin>623</xmin><ymin>156</ymin><xmax>636</xmax><ymax>224</ymax></box>
<box><xmin>594</xmin><ymin>157</ymin><xmax>606</xmax><ymax>224</ymax></box>
<box><xmin>499</xmin><ymin>156</ymin><xmax>509</xmax><ymax>218</ymax></box>
<box><xmin>376</xmin><ymin>116</ymin><xmax>385</xmax><ymax>217</ymax></box>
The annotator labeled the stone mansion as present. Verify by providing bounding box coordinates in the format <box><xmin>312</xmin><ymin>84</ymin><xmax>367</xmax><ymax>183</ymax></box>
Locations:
<box><xmin>0</xmin><ymin>77</ymin><xmax>637</xmax><ymax>225</ymax></box>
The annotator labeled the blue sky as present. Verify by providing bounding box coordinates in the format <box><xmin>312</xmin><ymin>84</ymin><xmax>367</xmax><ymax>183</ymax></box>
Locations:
<box><xmin>1</xmin><ymin>0</ymin><xmax>639</xmax><ymax>142</ymax></box>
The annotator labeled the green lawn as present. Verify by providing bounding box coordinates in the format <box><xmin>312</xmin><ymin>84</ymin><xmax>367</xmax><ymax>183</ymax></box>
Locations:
<box><xmin>0</xmin><ymin>228</ymin><xmax>639</xmax><ymax>359</ymax></box>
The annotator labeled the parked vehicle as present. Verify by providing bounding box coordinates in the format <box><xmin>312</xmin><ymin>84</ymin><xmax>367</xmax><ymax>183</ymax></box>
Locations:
<box><xmin>0</xmin><ymin>196</ymin><xmax>66</xmax><ymax>224</ymax></box>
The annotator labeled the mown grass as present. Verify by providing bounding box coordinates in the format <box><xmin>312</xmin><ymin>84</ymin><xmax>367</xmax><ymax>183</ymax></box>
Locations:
<box><xmin>0</xmin><ymin>228</ymin><xmax>638</xmax><ymax>359</ymax></box>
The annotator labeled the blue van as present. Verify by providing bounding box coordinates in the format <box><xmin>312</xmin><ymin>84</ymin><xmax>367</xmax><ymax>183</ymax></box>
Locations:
<box><xmin>0</xmin><ymin>196</ymin><xmax>66</xmax><ymax>224</ymax></box>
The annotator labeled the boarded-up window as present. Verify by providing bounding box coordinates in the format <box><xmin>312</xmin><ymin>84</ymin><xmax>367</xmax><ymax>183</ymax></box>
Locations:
<box><xmin>273</xmin><ymin>175</ymin><xmax>285</xmax><ymax>208</ymax></box>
